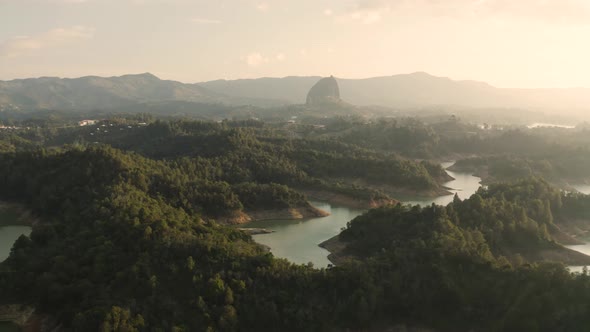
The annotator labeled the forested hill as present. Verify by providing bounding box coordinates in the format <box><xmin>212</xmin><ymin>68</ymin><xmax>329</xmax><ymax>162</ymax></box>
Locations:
<box><xmin>339</xmin><ymin>178</ymin><xmax>588</xmax><ymax>264</ymax></box>
<box><xmin>4</xmin><ymin>153</ymin><xmax>590</xmax><ymax>330</ymax></box>
<box><xmin>313</xmin><ymin>118</ymin><xmax>590</xmax><ymax>184</ymax></box>
<box><xmin>0</xmin><ymin>146</ymin><xmax>321</xmax><ymax>222</ymax></box>
<box><xmin>0</xmin><ymin>73</ymin><xmax>279</xmax><ymax>111</ymax></box>
<box><xmin>327</xmin><ymin>178</ymin><xmax>590</xmax><ymax>330</ymax></box>
<box><xmin>0</xmin><ymin>119</ymin><xmax>452</xmax><ymax>204</ymax></box>
<box><xmin>7</xmin><ymin>118</ymin><xmax>590</xmax><ymax>331</ymax></box>
<box><xmin>5</xmin><ymin>72</ymin><xmax>590</xmax><ymax>114</ymax></box>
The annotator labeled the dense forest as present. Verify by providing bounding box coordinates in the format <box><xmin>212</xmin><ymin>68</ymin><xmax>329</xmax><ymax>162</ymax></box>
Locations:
<box><xmin>334</xmin><ymin>178</ymin><xmax>590</xmax><ymax>331</ymax></box>
<box><xmin>3</xmin><ymin>118</ymin><xmax>590</xmax><ymax>331</ymax></box>
<box><xmin>305</xmin><ymin>117</ymin><xmax>590</xmax><ymax>186</ymax></box>
<box><xmin>339</xmin><ymin>178</ymin><xmax>584</xmax><ymax>264</ymax></box>
<box><xmin>0</xmin><ymin>118</ymin><xmax>453</xmax><ymax>204</ymax></box>
<box><xmin>3</xmin><ymin>149</ymin><xmax>590</xmax><ymax>331</ymax></box>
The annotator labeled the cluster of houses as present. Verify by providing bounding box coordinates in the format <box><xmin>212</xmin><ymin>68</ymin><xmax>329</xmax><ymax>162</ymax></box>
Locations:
<box><xmin>0</xmin><ymin>125</ymin><xmax>22</xmax><ymax>130</ymax></box>
<box><xmin>78</xmin><ymin>119</ymin><xmax>99</xmax><ymax>126</ymax></box>
<box><xmin>88</xmin><ymin>121</ymin><xmax>148</xmax><ymax>136</ymax></box>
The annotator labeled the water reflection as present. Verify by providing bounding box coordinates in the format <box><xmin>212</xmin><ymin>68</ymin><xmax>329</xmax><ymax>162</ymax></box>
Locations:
<box><xmin>566</xmin><ymin>242</ymin><xmax>590</xmax><ymax>273</ymax></box>
<box><xmin>247</xmin><ymin>162</ymin><xmax>482</xmax><ymax>267</ymax></box>
<box><xmin>248</xmin><ymin>202</ymin><xmax>363</xmax><ymax>267</ymax></box>
<box><xmin>399</xmin><ymin>162</ymin><xmax>482</xmax><ymax>207</ymax></box>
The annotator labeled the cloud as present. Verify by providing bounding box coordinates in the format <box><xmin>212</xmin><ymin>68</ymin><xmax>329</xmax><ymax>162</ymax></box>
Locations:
<box><xmin>480</xmin><ymin>0</ymin><xmax>590</xmax><ymax>24</ymax></box>
<box><xmin>336</xmin><ymin>0</ymin><xmax>392</xmax><ymax>24</ymax></box>
<box><xmin>191</xmin><ymin>17</ymin><xmax>222</xmax><ymax>24</ymax></box>
<box><xmin>244</xmin><ymin>52</ymin><xmax>269</xmax><ymax>67</ymax></box>
<box><xmin>0</xmin><ymin>26</ymin><xmax>95</xmax><ymax>58</ymax></box>
<box><xmin>341</xmin><ymin>0</ymin><xmax>590</xmax><ymax>24</ymax></box>
<box><xmin>241</xmin><ymin>52</ymin><xmax>287</xmax><ymax>67</ymax></box>
<box><xmin>324</xmin><ymin>9</ymin><xmax>333</xmax><ymax>16</ymax></box>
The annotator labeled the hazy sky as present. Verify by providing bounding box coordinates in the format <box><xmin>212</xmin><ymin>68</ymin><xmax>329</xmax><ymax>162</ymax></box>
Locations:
<box><xmin>1</xmin><ymin>0</ymin><xmax>590</xmax><ymax>88</ymax></box>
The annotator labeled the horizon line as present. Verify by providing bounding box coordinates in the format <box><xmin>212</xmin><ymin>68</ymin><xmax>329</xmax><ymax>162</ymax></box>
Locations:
<box><xmin>1</xmin><ymin>72</ymin><xmax>589</xmax><ymax>90</ymax></box>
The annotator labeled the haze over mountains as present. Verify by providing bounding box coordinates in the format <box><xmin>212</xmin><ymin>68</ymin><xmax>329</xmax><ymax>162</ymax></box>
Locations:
<box><xmin>1</xmin><ymin>72</ymin><xmax>590</xmax><ymax>115</ymax></box>
<box><xmin>201</xmin><ymin>72</ymin><xmax>590</xmax><ymax>113</ymax></box>
<box><xmin>0</xmin><ymin>73</ymin><xmax>276</xmax><ymax>111</ymax></box>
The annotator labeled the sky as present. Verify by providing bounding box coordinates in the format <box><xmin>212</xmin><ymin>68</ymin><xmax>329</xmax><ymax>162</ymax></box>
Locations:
<box><xmin>1</xmin><ymin>0</ymin><xmax>590</xmax><ymax>88</ymax></box>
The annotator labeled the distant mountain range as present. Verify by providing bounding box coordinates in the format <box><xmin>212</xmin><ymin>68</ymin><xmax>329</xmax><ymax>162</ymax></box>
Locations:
<box><xmin>199</xmin><ymin>72</ymin><xmax>590</xmax><ymax>112</ymax></box>
<box><xmin>0</xmin><ymin>73</ymin><xmax>278</xmax><ymax>111</ymax></box>
<box><xmin>1</xmin><ymin>72</ymin><xmax>590</xmax><ymax>113</ymax></box>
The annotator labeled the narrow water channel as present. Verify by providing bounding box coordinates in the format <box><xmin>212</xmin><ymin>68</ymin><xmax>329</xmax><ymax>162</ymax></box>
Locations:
<box><xmin>561</xmin><ymin>184</ymin><xmax>590</xmax><ymax>273</ymax></box>
<box><xmin>249</xmin><ymin>162</ymin><xmax>482</xmax><ymax>267</ymax></box>
<box><xmin>247</xmin><ymin>201</ymin><xmax>364</xmax><ymax>267</ymax></box>
<box><xmin>398</xmin><ymin>161</ymin><xmax>482</xmax><ymax>206</ymax></box>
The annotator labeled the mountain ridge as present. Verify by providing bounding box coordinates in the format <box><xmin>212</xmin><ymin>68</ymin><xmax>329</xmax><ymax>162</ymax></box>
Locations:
<box><xmin>199</xmin><ymin>72</ymin><xmax>590</xmax><ymax>112</ymax></box>
<box><xmin>0</xmin><ymin>73</ymin><xmax>286</xmax><ymax>111</ymax></box>
<box><xmin>2</xmin><ymin>72</ymin><xmax>590</xmax><ymax>113</ymax></box>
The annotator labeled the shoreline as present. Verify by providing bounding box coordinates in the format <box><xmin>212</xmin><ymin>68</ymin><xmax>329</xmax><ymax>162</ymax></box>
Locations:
<box><xmin>299</xmin><ymin>189</ymin><xmax>398</xmax><ymax>209</ymax></box>
<box><xmin>553</xmin><ymin>218</ymin><xmax>590</xmax><ymax>246</ymax></box>
<box><xmin>237</xmin><ymin>228</ymin><xmax>274</xmax><ymax>235</ymax></box>
<box><xmin>319</xmin><ymin>224</ymin><xmax>590</xmax><ymax>267</ymax></box>
<box><xmin>318</xmin><ymin>235</ymin><xmax>352</xmax><ymax>266</ymax></box>
<box><xmin>320</xmin><ymin>235</ymin><xmax>590</xmax><ymax>267</ymax></box>
<box><xmin>447</xmin><ymin>163</ymin><xmax>590</xmax><ymax>191</ymax></box>
<box><xmin>219</xmin><ymin>205</ymin><xmax>330</xmax><ymax>224</ymax></box>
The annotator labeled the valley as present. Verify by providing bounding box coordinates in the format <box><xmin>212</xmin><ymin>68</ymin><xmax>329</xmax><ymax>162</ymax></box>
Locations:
<box><xmin>6</xmin><ymin>1</ymin><xmax>590</xmax><ymax>330</ymax></box>
<box><xmin>3</xmin><ymin>77</ymin><xmax>590</xmax><ymax>331</ymax></box>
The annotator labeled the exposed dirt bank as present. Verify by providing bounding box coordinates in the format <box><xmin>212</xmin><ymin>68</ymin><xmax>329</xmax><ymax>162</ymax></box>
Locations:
<box><xmin>300</xmin><ymin>189</ymin><xmax>398</xmax><ymax>209</ymax></box>
<box><xmin>220</xmin><ymin>205</ymin><xmax>330</xmax><ymax>225</ymax></box>
<box><xmin>318</xmin><ymin>235</ymin><xmax>354</xmax><ymax>266</ymax></box>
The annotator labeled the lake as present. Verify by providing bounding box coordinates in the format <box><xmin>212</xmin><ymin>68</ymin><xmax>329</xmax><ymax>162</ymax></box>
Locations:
<box><xmin>249</xmin><ymin>162</ymin><xmax>482</xmax><ymax>267</ymax></box>
<box><xmin>248</xmin><ymin>201</ymin><xmax>364</xmax><ymax>267</ymax></box>
<box><xmin>566</xmin><ymin>235</ymin><xmax>590</xmax><ymax>273</ymax></box>
<box><xmin>398</xmin><ymin>161</ymin><xmax>482</xmax><ymax>206</ymax></box>
<box><xmin>565</xmin><ymin>184</ymin><xmax>590</xmax><ymax>273</ymax></box>
<box><xmin>571</xmin><ymin>184</ymin><xmax>590</xmax><ymax>195</ymax></box>
<box><xmin>0</xmin><ymin>226</ymin><xmax>31</xmax><ymax>262</ymax></box>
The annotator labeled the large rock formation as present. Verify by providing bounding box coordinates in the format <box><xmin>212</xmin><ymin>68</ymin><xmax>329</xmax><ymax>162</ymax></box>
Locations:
<box><xmin>306</xmin><ymin>76</ymin><xmax>341</xmax><ymax>105</ymax></box>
